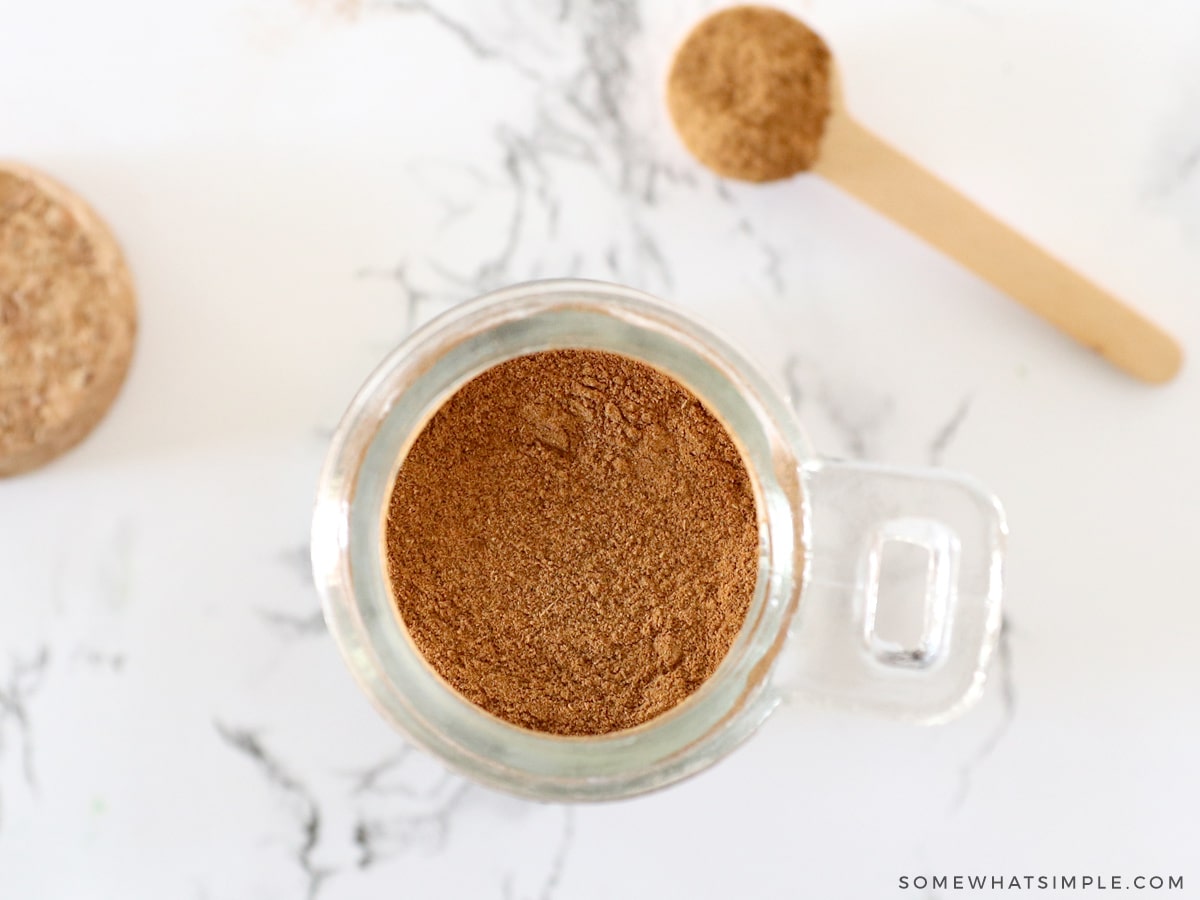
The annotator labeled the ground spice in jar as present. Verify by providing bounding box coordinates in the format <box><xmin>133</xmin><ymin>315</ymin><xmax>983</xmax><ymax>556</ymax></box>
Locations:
<box><xmin>0</xmin><ymin>164</ymin><xmax>136</xmax><ymax>476</ymax></box>
<box><xmin>667</xmin><ymin>5</ymin><xmax>833</xmax><ymax>182</ymax></box>
<box><xmin>384</xmin><ymin>349</ymin><xmax>759</xmax><ymax>736</ymax></box>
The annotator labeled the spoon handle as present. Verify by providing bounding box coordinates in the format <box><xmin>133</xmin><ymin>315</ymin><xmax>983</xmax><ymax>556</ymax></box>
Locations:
<box><xmin>813</xmin><ymin>113</ymin><xmax>1182</xmax><ymax>384</ymax></box>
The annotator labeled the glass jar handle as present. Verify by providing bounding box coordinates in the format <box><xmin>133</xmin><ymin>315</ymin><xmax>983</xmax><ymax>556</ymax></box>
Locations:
<box><xmin>777</xmin><ymin>459</ymin><xmax>1006</xmax><ymax>721</ymax></box>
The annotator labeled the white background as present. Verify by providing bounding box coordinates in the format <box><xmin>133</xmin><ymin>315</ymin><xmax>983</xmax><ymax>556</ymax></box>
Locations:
<box><xmin>2</xmin><ymin>0</ymin><xmax>1198</xmax><ymax>896</ymax></box>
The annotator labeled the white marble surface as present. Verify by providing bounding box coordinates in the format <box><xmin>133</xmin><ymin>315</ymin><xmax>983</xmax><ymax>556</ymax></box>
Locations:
<box><xmin>3</xmin><ymin>0</ymin><xmax>1199</xmax><ymax>896</ymax></box>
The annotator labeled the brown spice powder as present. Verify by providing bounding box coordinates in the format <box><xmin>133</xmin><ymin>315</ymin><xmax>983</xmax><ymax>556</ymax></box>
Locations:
<box><xmin>384</xmin><ymin>350</ymin><xmax>759</xmax><ymax>736</ymax></box>
<box><xmin>0</xmin><ymin>164</ymin><xmax>136</xmax><ymax>477</ymax></box>
<box><xmin>667</xmin><ymin>5</ymin><xmax>833</xmax><ymax>182</ymax></box>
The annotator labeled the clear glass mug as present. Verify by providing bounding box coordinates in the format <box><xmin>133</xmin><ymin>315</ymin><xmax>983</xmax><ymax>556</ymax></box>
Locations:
<box><xmin>311</xmin><ymin>279</ymin><xmax>1006</xmax><ymax>801</ymax></box>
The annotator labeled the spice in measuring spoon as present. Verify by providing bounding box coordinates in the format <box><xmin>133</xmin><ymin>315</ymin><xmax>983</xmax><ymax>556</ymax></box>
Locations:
<box><xmin>667</xmin><ymin>5</ymin><xmax>832</xmax><ymax>182</ymax></box>
<box><xmin>666</xmin><ymin>5</ymin><xmax>1182</xmax><ymax>383</ymax></box>
<box><xmin>384</xmin><ymin>349</ymin><xmax>759</xmax><ymax>736</ymax></box>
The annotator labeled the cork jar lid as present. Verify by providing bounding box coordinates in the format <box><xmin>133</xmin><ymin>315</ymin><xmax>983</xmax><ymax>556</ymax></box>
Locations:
<box><xmin>0</xmin><ymin>164</ymin><xmax>137</xmax><ymax>477</ymax></box>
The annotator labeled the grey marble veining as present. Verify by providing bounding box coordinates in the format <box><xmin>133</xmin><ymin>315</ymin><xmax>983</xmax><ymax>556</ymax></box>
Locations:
<box><xmin>0</xmin><ymin>648</ymin><xmax>50</xmax><ymax>827</ymax></box>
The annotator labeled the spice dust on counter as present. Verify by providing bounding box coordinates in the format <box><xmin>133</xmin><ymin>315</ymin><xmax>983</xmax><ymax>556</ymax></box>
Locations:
<box><xmin>384</xmin><ymin>349</ymin><xmax>760</xmax><ymax>736</ymax></box>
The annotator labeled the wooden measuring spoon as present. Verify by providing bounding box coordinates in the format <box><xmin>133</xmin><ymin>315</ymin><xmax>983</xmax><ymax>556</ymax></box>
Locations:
<box><xmin>667</xmin><ymin>6</ymin><xmax>1182</xmax><ymax>384</ymax></box>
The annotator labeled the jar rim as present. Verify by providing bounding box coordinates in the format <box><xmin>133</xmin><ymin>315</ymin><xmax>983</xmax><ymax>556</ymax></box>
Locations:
<box><xmin>312</xmin><ymin>279</ymin><xmax>811</xmax><ymax>800</ymax></box>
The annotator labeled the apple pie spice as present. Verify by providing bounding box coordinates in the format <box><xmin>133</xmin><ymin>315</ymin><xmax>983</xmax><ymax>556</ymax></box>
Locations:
<box><xmin>384</xmin><ymin>349</ymin><xmax>759</xmax><ymax>736</ymax></box>
<box><xmin>667</xmin><ymin>5</ymin><xmax>833</xmax><ymax>182</ymax></box>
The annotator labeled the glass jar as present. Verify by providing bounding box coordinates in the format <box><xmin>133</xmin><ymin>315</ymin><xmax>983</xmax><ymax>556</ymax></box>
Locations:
<box><xmin>311</xmin><ymin>279</ymin><xmax>1006</xmax><ymax>801</ymax></box>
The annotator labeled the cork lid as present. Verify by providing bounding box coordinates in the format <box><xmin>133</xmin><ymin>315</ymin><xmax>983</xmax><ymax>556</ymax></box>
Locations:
<box><xmin>0</xmin><ymin>164</ymin><xmax>137</xmax><ymax>477</ymax></box>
